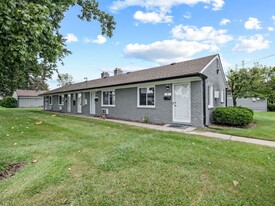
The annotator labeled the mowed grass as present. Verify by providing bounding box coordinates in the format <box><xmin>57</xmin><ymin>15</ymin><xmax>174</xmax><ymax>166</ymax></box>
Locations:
<box><xmin>0</xmin><ymin>107</ymin><xmax>274</xmax><ymax>205</ymax></box>
<box><xmin>204</xmin><ymin>112</ymin><xmax>275</xmax><ymax>141</ymax></box>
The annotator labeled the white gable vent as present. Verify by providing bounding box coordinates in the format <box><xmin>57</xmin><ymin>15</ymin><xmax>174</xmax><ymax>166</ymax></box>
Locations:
<box><xmin>102</xmin><ymin>109</ymin><xmax>109</xmax><ymax>115</ymax></box>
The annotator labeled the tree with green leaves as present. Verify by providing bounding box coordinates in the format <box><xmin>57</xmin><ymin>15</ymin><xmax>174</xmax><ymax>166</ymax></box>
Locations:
<box><xmin>27</xmin><ymin>76</ymin><xmax>49</xmax><ymax>91</ymax></box>
<box><xmin>262</xmin><ymin>66</ymin><xmax>275</xmax><ymax>103</ymax></box>
<box><xmin>0</xmin><ymin>0</ymin><xmax>115</xmax><ymax>96</ymax></box>
<box><xmin>57</xmin><ymin>73</ymin><xmax>74</xmax><ymax>87</ymax></box>
<box><xmin>227</xmin><ymin>65</ymin><xmax>266</xmax><ymax>107</ymax></box>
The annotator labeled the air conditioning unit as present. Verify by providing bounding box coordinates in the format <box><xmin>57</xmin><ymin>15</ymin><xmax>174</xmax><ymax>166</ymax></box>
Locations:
<box><xmin>102</xmin><ymin>109</ymin><xmax>109</xmax><ymax>115</ymax></box>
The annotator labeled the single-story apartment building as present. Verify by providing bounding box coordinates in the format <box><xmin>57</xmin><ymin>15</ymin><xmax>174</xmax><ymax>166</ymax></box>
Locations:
<box><xmin>41</xmin><ymin>54</ymin><xmax>227</xmax><ymax>127</ymax></box>
<box><xmin>12</xmin><ymin>89</ymin><xmax>46</xmax><ymax>108</ymax></box>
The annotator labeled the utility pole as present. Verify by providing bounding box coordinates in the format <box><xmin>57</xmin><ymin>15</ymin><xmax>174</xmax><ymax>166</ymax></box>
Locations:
<box><xmin>242</xmin><ymin>60</ymin><xmax>245</xmax><ymax>68</ymax></box>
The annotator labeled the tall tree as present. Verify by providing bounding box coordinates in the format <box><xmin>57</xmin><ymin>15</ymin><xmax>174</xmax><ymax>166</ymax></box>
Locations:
<box><xmin>227</xmin><ymin>68</ymin><xmax>250</xmax><ymax>107</ymax></box>
<box><xmin>27</xmin><ymin>76</ymin><xmax>49</xmax><ymax>91</ymax></box>
<box><xmin>227</xmin><ymin>65</ymin><xmax>266</xmax><ymax>107</ymax></box>
<box><xmin>57</xmin><ymin>73</ymin><xmax>74</xmax><ymax>87</ymax></box>
<box><xmin>263</xmin><ymin>66</ymin><xmax>275</xmax><ymax>103</ymax></box>
<box><xmin>0</xmin><ymin>0</ymin><xmax>115</xmax><ymax>96</ymax></box>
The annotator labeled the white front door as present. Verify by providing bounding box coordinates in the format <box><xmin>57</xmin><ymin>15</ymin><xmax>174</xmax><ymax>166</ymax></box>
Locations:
<box><xmin>67</xmin><ymin>94</ymin><xmax>71</xmax><ymax>112</ymax></box>
<box><xmin>173</xmin><ymin>83</ymin><xmax>191</xmax><ymax>123</ymax></box>
<box><xmin>90</xmin><ymin>92</ymin><xmax>96</xmax><ymax>115</ymax></box>
<box><xmin>77</xmin><ymin>93</ymin><xmax>82</xmax><ymax>113</ymax></box>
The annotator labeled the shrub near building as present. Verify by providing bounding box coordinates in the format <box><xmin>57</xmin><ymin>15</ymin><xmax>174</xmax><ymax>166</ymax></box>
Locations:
<box><xmin>267</xmin><ymin>103</ymin><xmax>275</xmax><ymax>111</ymax></box>
<box><xmin>212</xmin><ymin>107</ymin><xmax>253</xmax><ymax>126</ymax></box>
<box><xmin>1</xmin><ymin>97</ymin><xmax>17</xmax><ymax>108</ymax></box>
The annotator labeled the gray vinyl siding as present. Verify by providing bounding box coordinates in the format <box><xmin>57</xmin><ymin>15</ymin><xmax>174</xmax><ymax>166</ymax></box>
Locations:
<box><xmin>95</xmin><ymin>82</ymin><xmax>204</xmax><ymax>127</ymax></box>
<box><xmin>43</xmin><ymin>80</ymin><xmax>207</xmax><ymax>127</ymax></box>
<box><xmin>191</xmin><ymin>81</ymin><xmax>204</xmax><ymax>127</ymax></box>
<box><xmin>82</xmin><ymin>92</ymin><xmax>90</xmax><ymax>114</ymax></box>
<box><xmin>44</xmin><ymin>96</ymin><xmax>51</xmax><ymax>110</ymax></box>
<box><xmin>202</xmin><ymin>58</ymin><xmax>227</xmax><ymax>125</ymax></box>
<box><xmin>17</xmin><ymin>97</ymin><xmax>43</xmax><ymax>108</ymax></box>
<box><xmin>52</xmin><ymin>95</ymin><xmax>61</xmax><ymax>112</ymax></box>
<box><xmin>227</xmin><ymin>96</ymin><xmax>267</xmax><ymax>111</ymax></box>
<box><xmin>97</xmin><ymin>84</ymin><xmax>173</xmax><ymax>124</ymax></box>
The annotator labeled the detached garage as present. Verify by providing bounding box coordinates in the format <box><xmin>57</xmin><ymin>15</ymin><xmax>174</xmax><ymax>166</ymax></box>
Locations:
<box><xmin>12</xmin><ymin>90</ymin><xmax>47</xmax><ymax>108</ymax></box>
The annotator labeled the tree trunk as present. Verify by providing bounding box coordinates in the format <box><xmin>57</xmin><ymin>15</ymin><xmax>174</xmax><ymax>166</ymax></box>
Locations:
<box><xmin>8</xmin><ymin>70</ymin><xmax>15</xmax><ymax>96</ymax></box>
<box><xmin>233</xmin><ymin>97</ymin><xmax>237</xmax><ymax>107</ymax></box>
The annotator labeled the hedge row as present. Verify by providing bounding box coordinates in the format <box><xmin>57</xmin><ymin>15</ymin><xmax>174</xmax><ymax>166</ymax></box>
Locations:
<box><xmin>268</xmin><ymin>104</ymin><xmax>275</xmax><ymax>111</ymax></box>
<box><xmin>212</xmin><ymin>106</ymin><xmax>253</xmax><ymax>126</ymax></box>
<box><xmin>0</xmin><ymin>96</ymin><xmax>17</xmax><ymax>108</ymax></box>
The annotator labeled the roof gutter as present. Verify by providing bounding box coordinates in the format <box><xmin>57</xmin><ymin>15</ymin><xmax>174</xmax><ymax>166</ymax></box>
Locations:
<box><xmin>40</xmin><ymin>73</ymin><xmax>206</xmax><ymax>96</ymax></box>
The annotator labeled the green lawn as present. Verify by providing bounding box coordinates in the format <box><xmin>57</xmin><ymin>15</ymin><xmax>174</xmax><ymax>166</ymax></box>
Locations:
<box><xmin>0</xmin><ymin>108</ymin><xmax>275</xmax><ymax>205</ymax></box>
<box><xmin>203</xmin><ymin>112</ymin><xmax>275</xmax><ymax>141</ymax></box>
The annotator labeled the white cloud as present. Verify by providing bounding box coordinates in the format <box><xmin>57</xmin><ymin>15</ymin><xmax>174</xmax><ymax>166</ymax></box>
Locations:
<box><xmin>183</xmin><ymin>12</ymin><xmax>191</xmax><ymax>19</ymax></box>
<box><xmin>220</xmin><ymin>18</ymin><xmax>231</xmax><ymax>26</ymax></box>
<box><xmin>268</xmin><ymin>27</ymin><xmax>274</xmax><ymax>31</ymax></box>
<box><xmin>171</xmin><ymin>25</ymin><xmax>233</xmax><ymax>45</ymax></box>
<box><xmin>212</xmin><ymin>0</ymin><xmax>225</xmax><ymax>11</ymax></box>
<box><xmin>233</xmin><ymin>34</ymin><xmax>270</xmax><ymax>53</ymax></box>
<box><xmin>93</xmin><ymin>35</ymin><xmax>107</xmax><ymax>44</ymax></box>
<box><xmin>134</xmin><ymin>10</ymin><xmax>173</xmax><ymax>24</ymax></box>
<box><xmin>65</xmin><ymin>33</ymin><xmax>78</xmax><ymax>43</ymax></box>
<box><xmin>84</xmin><ymin>35</ymin><xmax>107</xmax><ymax>44</ymax></box>
<box><xmin>111</xmin><ymin>0</ymin><xmax>225</xmax><ymax>12</ymax></box>
<box><xmin>272</xmin><ymin>16</ymin><xmax>275</xmax><ymax>21</ymax></box>
<box><xmin>124</xmin><ymin>39</ymin><xmax>215</xmax><ymax>65</ymax></box>
<box><xmin>244</xmin><ymin>17</ymin><xmax>262</xmax><ymax>30</ymax></box>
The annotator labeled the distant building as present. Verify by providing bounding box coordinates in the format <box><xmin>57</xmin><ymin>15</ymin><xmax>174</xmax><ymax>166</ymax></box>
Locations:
<box><xmin>12</xmin><ymin>90</ymin><xmax>47</xmax><ymax>108</ymax></box>
<box><xmin>227</xmin><ymin>91</ymin><xmax>267</xmax><ymax>112</ymax></box>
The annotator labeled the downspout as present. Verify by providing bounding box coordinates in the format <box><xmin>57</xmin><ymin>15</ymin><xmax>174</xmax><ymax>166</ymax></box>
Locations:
<box><xmin>225</xmin><ymin>88</ymin><xmax>228</xmax><ymax>107</ymax></box>
<box><xmin>199</xmin><ymin>74</ymin><xmax>207</xmax><ymax>127</ymax></box>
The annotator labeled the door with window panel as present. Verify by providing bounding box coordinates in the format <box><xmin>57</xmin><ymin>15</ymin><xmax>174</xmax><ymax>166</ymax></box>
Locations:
<box><xmin>173</xmin><ymin>83</ymin><xmax>191</xmax><ymax>123</ymax></box>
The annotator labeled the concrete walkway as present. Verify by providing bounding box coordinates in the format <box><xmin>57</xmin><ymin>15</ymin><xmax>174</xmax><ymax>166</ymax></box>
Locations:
<box><xmin>99</xmin><ymin>118</ymin><xmax>275</xmax><ymax>148</ymax></box>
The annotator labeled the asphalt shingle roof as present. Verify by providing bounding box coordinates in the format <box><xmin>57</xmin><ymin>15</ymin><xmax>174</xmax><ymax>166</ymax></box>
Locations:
<box><xmin>15</xmin><ymin>90</ymin><xmax>47</xmax><ymax>97</ymax></box>
<box><xmin>42</xmin><ymin>54</ymin><xmax>218</xmax><ymax>95</ymax></box>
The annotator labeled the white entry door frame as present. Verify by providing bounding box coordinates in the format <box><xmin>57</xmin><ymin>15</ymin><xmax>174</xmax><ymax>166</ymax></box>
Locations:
<box><xmin>90</xmin><ymin>92</ymin><xmax>96</xmax><ymax>115</ymax></box>
<box><xmin>172</xmin><ymin>83</ymin><xmax>191</xmax><ymax>123</ymax></box>
<box><xmin>67</xmin><ymin>94</ymin><xmax>71</xmax><ymax>112</ymax></box>
<box><xmin>77</xmin><ymin>93</ymin><xmax>82</xmax><ymax>113</ymax></box>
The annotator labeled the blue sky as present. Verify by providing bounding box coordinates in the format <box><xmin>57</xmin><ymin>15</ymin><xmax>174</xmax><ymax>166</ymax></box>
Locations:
<box><xmin>48</xmin><ymin>0</ymin><xmax>275</xmax><ymax>89</ymax></box>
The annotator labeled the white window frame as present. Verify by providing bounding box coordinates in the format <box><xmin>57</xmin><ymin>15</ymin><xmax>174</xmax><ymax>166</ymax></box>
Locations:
<box><xmin>49</xmin><ymin>96</ymin><xmax>53</xmax><ymax>105</ymax></box>
<box><xmin>137</xmin><ymin>86</ymin><xmax>156</xmax><ymax>108</ymax></box>
<box><xmin>101</xmin><ymin>90</ymin><xmax>115</xmax><ymax>107</ymax></box>
<box><xmin>58</xmin><ymin>95</ymin><xmax>64</xmax><ymax>105</ymax></box>
<box><xmin>208</xmin><ymin>84</ymin><xmax>214</xmax><ymax>109</ymax></box>
<box><xmin>220</xmin><ymin>89</ymin><xmax>224</xmax><ymax>103</ymax></box>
